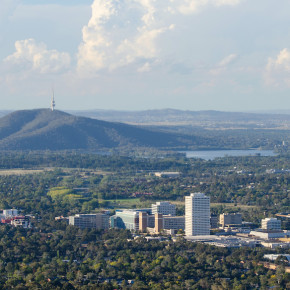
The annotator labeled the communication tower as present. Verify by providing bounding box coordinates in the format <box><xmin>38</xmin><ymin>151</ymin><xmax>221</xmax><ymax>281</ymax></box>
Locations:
<box><xmin>51</xmin><ymin>89</ymin><xmax>55</xmax><ymax>111</ymax></box>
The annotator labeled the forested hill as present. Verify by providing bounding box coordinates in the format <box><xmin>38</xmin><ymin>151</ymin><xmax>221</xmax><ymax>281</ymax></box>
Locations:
<box><xmin>0</xmin><ymin>109</ymin><xmax>205</xmax><ymax>151</ymax></box>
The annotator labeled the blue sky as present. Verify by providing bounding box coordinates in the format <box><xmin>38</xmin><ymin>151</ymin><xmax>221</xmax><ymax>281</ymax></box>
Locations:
<box><xmin>1</xmin><ymin>0</ymin><xmax>290</xmax><ymax>111</ymax></box>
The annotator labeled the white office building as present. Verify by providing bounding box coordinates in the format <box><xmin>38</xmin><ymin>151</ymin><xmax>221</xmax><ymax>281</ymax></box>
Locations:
<box><xmin>69</xmin><ymin>214</ymin><xmax>109</xmax><ymax>230</ymax></box>
<box><xmin>11</xmin><ymin>216</ymin><xmax>30</xmax><ymax>228</ymax></box>
<box><xmin>261</xmin><ymin>218</ymin><xmax>281</xmax><ymax>230</ymax></box>
<box><xmin>3</xmin><ymin>209</ymin><xmax>19</xmax><ymax>217</ymax></box>
<box><xmin>154</xmin><ymin>172</ymin><xmax>180</xmax><ymax>178</ymax></box>
<box><xmin>185</xmin><ymin>193</ymin><xmax>210</xmax><ymax>236</ymax></box>
<box><xmin>152</xmin><ymin>201</ymin><xmax>176</xmax><ymax>216</ymax></box>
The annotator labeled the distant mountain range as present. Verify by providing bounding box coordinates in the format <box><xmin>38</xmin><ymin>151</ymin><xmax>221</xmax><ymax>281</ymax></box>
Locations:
<box><xmin>0</xmin><ymin>109</ymin><xmax>206</xmax><ymax>151</ymax></box>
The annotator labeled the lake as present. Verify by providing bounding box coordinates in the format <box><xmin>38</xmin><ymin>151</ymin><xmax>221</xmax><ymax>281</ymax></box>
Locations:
<box><xmin>182</xmin><ymin>149</ymin><xmax>277</xmax><ymax>160</ymax></box>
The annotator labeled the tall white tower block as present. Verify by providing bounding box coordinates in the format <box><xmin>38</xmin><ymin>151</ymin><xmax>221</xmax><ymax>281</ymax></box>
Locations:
<box><xmin>185</xmin><ymin>192</ymin><xmax>210</xmax><ymax>236</ymax></box>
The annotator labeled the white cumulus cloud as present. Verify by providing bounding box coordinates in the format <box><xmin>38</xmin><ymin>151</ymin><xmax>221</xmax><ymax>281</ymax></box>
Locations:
<box><xmin>215</xmin><ymin>0</ymin><xmax>241</xmax><ymax>7</ymax></box>
<box><xmin>267</xmin><ymin>48</ymin><xmax>290</xmax><ymax>71</ymax></box>
<box><xmin>174</xmin><ymin>0</ymin><xmax>209</xmax><ymax>15</ymax></box>
<box><xmin>77</xmin><ymin>0</ymin><xmax>173</xmax><ymax>74</ymax></box>
<box><xmin>266</xmin><ymin>48</ymin><xmax>290</xmax><ymax>86</ymax></box>
<box><xmin>77</xmin><ymin>0</ymin><xmax>242</xmax><ymax>74</ymax></box>
<box><xmin>218</xmin><ymin>54</ymin><xmax>237</xmax><ymax>67</ymax></box>
<box><xmin>169</xmin><ymin>0</ymin><xmax>241</xmax><ymax>15</ymax></box>
<box><xmin>4</xmin><ymin>38</ymin><xmax>71</xmax><ymax>74</ymax></box>
<box><xmin>210</xmin><ymin>53</ymin><xmax>237</xmax><ymax>75</ymax></box>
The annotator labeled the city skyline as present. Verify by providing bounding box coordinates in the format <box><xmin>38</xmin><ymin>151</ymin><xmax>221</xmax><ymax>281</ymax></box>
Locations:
<box><xmin>1</xmin><ymin>0</ymin><xmax>290</xmax><ymax>111</ymax></box>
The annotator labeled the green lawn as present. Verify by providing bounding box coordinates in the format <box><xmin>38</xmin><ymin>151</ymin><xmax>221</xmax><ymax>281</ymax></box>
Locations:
<box><xmin>104</xmin><ymin>198</ymin><xmax>148</xmax><ymax>208</ymax></box>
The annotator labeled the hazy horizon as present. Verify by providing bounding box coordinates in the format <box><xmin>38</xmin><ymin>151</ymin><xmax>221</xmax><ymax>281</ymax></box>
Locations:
<box><xmin>1</xmin><ymin>108</ymin><xmax>290</xmax><ymax>116</ymax></box>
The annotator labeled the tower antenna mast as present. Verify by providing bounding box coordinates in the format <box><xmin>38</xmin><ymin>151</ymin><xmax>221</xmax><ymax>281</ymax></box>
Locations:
<box><xmin>51</xmin><ymin>88</ymin><xmax>55</xmax><ymax>111</ymax></box>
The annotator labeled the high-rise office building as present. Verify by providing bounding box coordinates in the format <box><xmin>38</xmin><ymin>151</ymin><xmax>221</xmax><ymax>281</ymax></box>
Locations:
<box><xmin>185</xmin><ymin>192</ymin><xmax>210</xmax><ymax>236</ymax></box>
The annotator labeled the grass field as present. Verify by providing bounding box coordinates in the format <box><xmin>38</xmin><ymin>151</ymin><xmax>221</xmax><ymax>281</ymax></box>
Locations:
<box><xmin>0</xmin><ymin>169</ymin><xmax>46</xmax><ymax>175</ymax></box>
<box><xmin>105</xmin><ymin>198</ymin><xmax>153</xmax><ymax>208</ymax></box>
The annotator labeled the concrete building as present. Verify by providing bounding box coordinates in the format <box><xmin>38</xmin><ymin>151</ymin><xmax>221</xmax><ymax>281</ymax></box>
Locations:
<box><xmin>139</xmin><ymin>212</ymin><xmax>184</xmax><ymax>233</ymax></box>
<box><xmin>152</xmin><ymin>201</ymin><xmax>176</xmax><ymax>216</ymax></box>
<box><xmin>185</xmin><ymin>192</ymin><xmax>210</xmax><ymax>236</ymax></box>
<box><xmin>210</xmin><ymin>214</ymin><xmax>218</xmax><ymax>229</ymax></box>
<box><xmin>139</xmin><ymin>212</ymin><xmax>155</xmax><ymax>232</ymax></box>
<box><xmin>185</xmin><ymin>235</ymin><xmax>259</xmax><ymax>248</ymax></box>
<box><xmin>154</xmin><ymin>172</ymin><xmax>180</xmax><ymax>178</ymax></box>
<box><xmin>163</xmin><ymin>215</ymin><xmax>185</xmax><ymax>230</ymax></box>
<box><xmin>111</xmin><ymin>210</ymin><xmax>140</xmax><ymax>231</ymax></box>
<box><xmin>112</xmin><ymin>209</ymin><xmax>153</xmax><ymax>231</ymax></box>
<box><xmin>155</xmin><ymin>213</ymin><xmax>163</xmax><ymax>233</ymax></box>
<box><xmin>139</xmin><ymin>212</ymin><xmax>148</xmax><ymax>232</ymax></box>
<box><xmin>69</xmin><ymin>214</ymin><xmax>109</xmax><ymax>230</ymax></box>
<box><xmin>11</xmin><ymin>216</ymin><xmax>30</xmax><ymax>228</ymax></box>
<box><xmin>250</xmin><ymin>230</ymin><xmax>285</xmax><ymax>240</ymax></box>
<box><xmin>264</xmin><ymin>254</ymin><xmax>290</xmax><ymax>262</ymax></box>
<box><xmin>3</xmin><ymin>209</ymin><xmax>19</xmax><ymax>217</ymax></box>
<box><xmin>219</xmin><ymin>213</ymin><xmax>242</xmax><ymax>228</ymax></box>
<box><xmin>262</xmin><ymin>218</ymin><xmax>281</xmax><ymax>230</ymax></box>
<box><xmin>261</xmin><ymin>242</ymin><xmax>290</xmax><ymax>249</ymax></box>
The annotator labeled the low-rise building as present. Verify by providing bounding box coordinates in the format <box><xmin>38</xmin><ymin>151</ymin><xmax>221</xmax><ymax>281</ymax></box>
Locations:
<box><xmin>261</xmin><ymin>218</ymin><xmax>281</xmax><ymax>230</ymax></box>
<box><xmin>185</xmin><ymin>235</ymin><xmax>259</xmax><ymax>248</ymax></box>
<box><xmin>219</xmin><ymin>213</ymin><xmax>242</xmax><ymax>228</ymax></box>
<box><xmin>69</xmin><ymin>214</ymin><xmax>109</xmax><ymax>230</ymax></box>
<box><xmin>139</xmin><ymin>213</ymin><xmax>185</xmax><ymax>233</ymax></box>
<box><xmin>112</xmin><ymin>209</ymin><xmax>153</xmax><ymax>231</ymax></box>
<box><xmin>163</xmin><ymin>215</ymin><xmax>185</xmax><ymax>230</ymax></box>
<box><xmin>152</xmin><ymin>201</ymin><xmax>176</xmax><ymax>216</ymax></box>
<box><xmin>250</xmin><ymin>230</ymin><xmax>285</xmax><ymax>240</ymax></box>
<box><xmin>261</xmin><ymin>242</ymin><xmax>290</xmax><ymax>249</ymax></box>
<box><xmin>111</xmin><ymin>210</ymin><xmax>140</xmax><ymax>231</ymax></box>
<box><xmin>264</xmin><ymin>254</ymin><xmax>290</xmax><ymax>263</ymax></box>
<box><xmin>3</xmin><ymin>209</ymin><xmax>19</xmax><ymax>217</ymax></box>
<box><xmin>11</xmin><ymin>216</ymin><xmax>30</xmax><ymax>228</ymax></box>
<box><xmin>154</xmin><ymin>172</ymin><xmax>180</xmax><ymax>178</ymax></box>
<box><xmin>210</xmin><ymin>214</ymin><xmax>218</xmax><ymax>229</ymax></box>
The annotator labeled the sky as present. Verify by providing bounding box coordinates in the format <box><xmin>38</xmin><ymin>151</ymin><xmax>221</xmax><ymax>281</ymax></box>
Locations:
<box><xmin>1</xmin><ymin>0</ymin><xmax>290</xmax><ymax>112</ymax></box>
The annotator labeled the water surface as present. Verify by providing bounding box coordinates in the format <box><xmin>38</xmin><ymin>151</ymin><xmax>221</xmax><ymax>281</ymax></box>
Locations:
<box><xmin>183</xmin><ymin>149</ymin><xmax>276</xmax><ymax>160</ymax></box>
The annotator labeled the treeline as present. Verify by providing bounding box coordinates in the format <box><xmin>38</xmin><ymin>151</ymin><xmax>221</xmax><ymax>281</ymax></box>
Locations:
<box><xmin>0</xmin><ymin>227</ymin><xmax>289</xmax><ymax>289</ymax></box>
<box><xmin>0</xmin><ymin>151</ymin><xmax>289</xmax><ymax>172</ymax></box>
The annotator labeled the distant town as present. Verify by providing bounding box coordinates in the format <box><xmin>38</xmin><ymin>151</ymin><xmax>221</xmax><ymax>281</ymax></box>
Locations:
<box><xmin>0</xmin><ymin>148</ymin><xmax>289</xmax><ymax>288</ymax></box>
<box><xmin>4</xmin><ymin>195</ymin><xmax>289</xmax><ymax>251</ymax></box>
